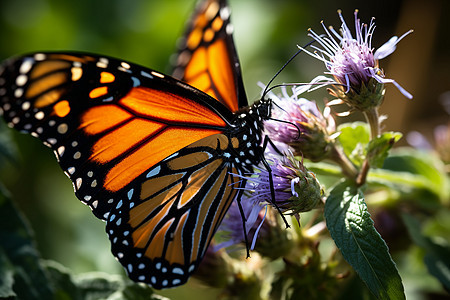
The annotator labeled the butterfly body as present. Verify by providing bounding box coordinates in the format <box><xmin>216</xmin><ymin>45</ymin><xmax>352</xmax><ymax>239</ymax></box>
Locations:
<box><xmin>0</xmin><ymin>0</ymin><xmax>271</xmax><ymax>289</ymax></box>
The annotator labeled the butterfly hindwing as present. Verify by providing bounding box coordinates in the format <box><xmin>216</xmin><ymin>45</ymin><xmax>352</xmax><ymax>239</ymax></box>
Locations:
<box><xmin>0</xmin><ymin>52</ymin><xmax>232</xmax><ymax>220</ymax></box>
<box><xmin>173</xmin><ymin>0</ymin><xmax>248</xmax><ymax>112</ymax></box>
<box><xmin>106</xmin><ymin>133</ymin><xmax>243</xmax><ymax>288</ymax></box>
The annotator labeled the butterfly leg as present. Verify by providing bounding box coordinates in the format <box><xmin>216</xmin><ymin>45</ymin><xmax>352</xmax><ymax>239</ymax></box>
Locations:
<box><xmin>261</xmin><ymin>136</ymin><xmax>290</xmax><ymax>229</ymax></box>
<box><xmin>235</xmin><ymin>187</ymin><xmax>252</xmax><ymax>258</ymax></box>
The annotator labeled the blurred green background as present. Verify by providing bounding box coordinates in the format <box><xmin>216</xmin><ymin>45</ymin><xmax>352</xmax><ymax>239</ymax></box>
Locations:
<box><xmin>0</xmin><ymin>0</ymin><xmax>449</xmax><ymax>298</ymax></box>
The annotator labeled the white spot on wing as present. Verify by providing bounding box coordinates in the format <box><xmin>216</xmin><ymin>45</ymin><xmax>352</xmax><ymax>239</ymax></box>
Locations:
<box><xmin>14</xmin><ymin>88</ymin><xmax>23</xmax><ymax>98</ymax></box>
<box><xmin>141</xmin><ymin>70</ymin><xmax>153</xmax><ymax>78</ymax></box>
<box><xmin>21</xmin><ymin>102</ymin><xmax>30</xmax><ymax>110</ymax></box>
<box><xmin>146</xmin><ymin>165</ymin><xmax>161</xmax><ymax>178</ymax></box>
<box><xmin>151</xmin><ymin>71</ymin><xmax>164</xmax><ymax>78</ymax></box>
<box><xmin>76</xmin><ymin>178</ymin><xmax>82</xmax><ymax>189</ymax></box>
<box><xmin>226</xmin><ymin>23</ymin><xmax>234</xmax><ymax>35</ymax></box>
<box><xmin>57</xmin><ymin>146</ymin><xmax>65</xmax><ymax>156</ymax></box>
<box><xmin>220</xmin><ymin>6</ymin><xmax>231</xmax><ymax>20</ymax></box>
<box><xmin>35</xmin><ymin>111</ymin><xmax>45</xmax><ymax>120</ymax></box>
<box><xmin>16</xmin><ymin>75</ymin><xmax>27</xmax><ymax>86</ymax></box>
<box><xmin>121</xmin><ymin>62</ymin><xmax>131</xmax><ymax>69</ymax></box>
<box><xmin>131</xmin><ymin>77</ymin><xmax>140</xmax><ymax>87</ymax></box>
<box><xmin>57</xmin><ymin>123</ymin><xmax>68</xmax><ymax>134</ymax></box>
<box><xmin>172</xmin><ymin>279</ymin><xmax>181</xmax><ymax>285</ymax></box>
<box><xmin>116</xmin><ymin>200</ymin><xmax>123</xmax><ymax>209</ymax></box>
<box><xmin>47</xmin><ymin>138</ymin><xmax>57</xmax><ymax>145</ymax></box>
<box><xmin>34</xmin><ymin>53</ymin><xmax>46</xmax><ymax>61</ymax></box>
<box><xmin>20</xmin><ymin>59</ymin><xmax>34</xmax><ymax>73</ymax></box>
<box><xmin>96</xmin><ymin>61</ymin><xmax>107</xmax><ymax>68</ymax></box>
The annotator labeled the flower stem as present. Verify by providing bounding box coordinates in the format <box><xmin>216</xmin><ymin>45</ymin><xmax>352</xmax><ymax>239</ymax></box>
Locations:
<box><xmin>330</xmin><ymin>144</ymin><xmax>358</xmax><ymax>180</ymax></box>
<box><xmin>356</xmin><ymin>159</ymin><xmax>370</xmax><ymax>186</ymax></box>
<box><xmin>363</xmin><ymin>107</ymin><xmax>380</xmax><ymax>139</ymax></box>
<box><xmin>357</xmin><ymin>107</ymin><xmax>381</xmax><ymax>186</ymax></box>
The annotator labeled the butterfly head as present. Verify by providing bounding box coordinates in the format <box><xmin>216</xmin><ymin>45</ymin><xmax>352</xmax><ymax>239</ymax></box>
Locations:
<box><xmin>252</xmin><ymin>97</ymin><xmax>272</xmax><ymax>121</ymax></box>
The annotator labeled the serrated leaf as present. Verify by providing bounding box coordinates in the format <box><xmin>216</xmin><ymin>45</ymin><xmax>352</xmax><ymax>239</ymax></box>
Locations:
<box><xmin>324</xmin><ymin>181</ymin><xmax>405</xmax><ymax>299</ymax></box>
<box><xmin>401</xmin><ymin>214</ymin><xmax>450</xmax><ymax>291</ymax></box>
<box><xmin>338</xmin><ymin>122</ymin><xmax>370</xmax><ymax>167</ymax></box>
<box><xmin>367</xmin><ymin>132</ymin><xmax>402</xmax><ymax>168</ymax></box>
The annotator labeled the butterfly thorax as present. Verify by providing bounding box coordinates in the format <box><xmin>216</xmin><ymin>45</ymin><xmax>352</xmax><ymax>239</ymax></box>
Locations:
<box><xmin>226</xmin><ymin>99</ymin><xmax>271</xmax><ymax>172</ymax></box>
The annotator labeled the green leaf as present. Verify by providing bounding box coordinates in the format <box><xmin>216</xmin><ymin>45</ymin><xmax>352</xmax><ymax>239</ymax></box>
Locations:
<box><xmin>0</xmin><ymin>185</ymin><xmax>55</xmax><ymax>300</ymax></box>
<box><xmin>367</xmin><ymin>148</ymin><xmax>449</xmax><ymax>209</ymax></box>
<box><xmin>324</xmin><ymin>181</ymin><xmax>405</xmax><ymax>299</ymax></box>
<box><xmin>338</xmin><ymin>122</ymin><xmax>371</xmax><ymax>167</ymax></box>
<box><xmin>402</xmin><ymin>214</ymin><xmax>450</xmax><ymax>290</ymax></box>
<box><xmin>0</xmin><ymin>249</ymin><xmax>16</xmax><ymax>298</ymax></box>
<box><xmin>367</xmin><ymin>132</ymin><xmax>402</xmax><ymax>168</ymax></box>
<box><xmin>386</xmin><ymin>149</ymin><xmax>448</xmax><ymax>199</ymax></box>
<box><xmin>0</xmin><ymin>186</ymin><xmax>165</xmax><ymax>300</ymax></box>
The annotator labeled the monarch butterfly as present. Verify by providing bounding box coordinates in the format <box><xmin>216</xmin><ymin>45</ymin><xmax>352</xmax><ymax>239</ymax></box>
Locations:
<box><xmin>0</xmin><ymin>0</ymin><xmax>275</xmax><ymax>289</ymax></box>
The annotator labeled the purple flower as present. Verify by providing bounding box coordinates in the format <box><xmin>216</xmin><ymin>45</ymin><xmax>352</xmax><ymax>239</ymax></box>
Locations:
<box><xmin>217</xmin><ymin>193</ymin><xmax>265</xmax><ymax>251</ymax></box>
<box><xmin>218</xmin><ymin>154</ymin><xmax>322</xmax><ymax>259</ymax></box>
<box><xmin>247</xmin><ymin>154</ymin><xmax>323</xmax><ymax>215</ymax></box>
<box><xmin>298</xmin><ymin>10</ymin><xmax>413</xmax><ymax>109</ymax></box>
<box><xmin>263</xmin><ymin>86</ymin><xmax>337</xmax><ymax>161</ymax></box>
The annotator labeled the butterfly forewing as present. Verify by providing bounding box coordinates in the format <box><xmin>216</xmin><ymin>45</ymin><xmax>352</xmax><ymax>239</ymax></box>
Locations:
<box><xmin>173</xmin><ymin>0</ymin><xmax>248</xmax><ymax>112</ymax></box>
<box><xmin>0</xmin><ymin>52</ymin><xmax>231</xmax><ymax>220</ymax></box>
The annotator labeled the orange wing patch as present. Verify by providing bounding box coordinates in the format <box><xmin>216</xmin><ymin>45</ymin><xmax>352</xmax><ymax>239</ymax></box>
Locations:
<box><xmin>89</xmin><ymin>118</ymin><xmax>165</xmax><ymax>163</ymax></box>
<box><xmin>119</xmin><ymin>87</ymin><xmax>226</xmax><ymax>127</ymax></box>
<box><xmin>173</xmin><ymin>0</ymin><xmax>243</xmax><ymax>113</ymax></box>
<box><xmin>26</xmin><ymin>71</ymin><xmax>68</xmax><ymax>99</ymax></box>
<box><xmin>80</xmin><ymin>86</ymin><xmax>226</xmax><ymax>192</ymax></box>
<box><xmin>182</xmin><ymin>26</ymin><xmax>239</xmax><ymax>113</ymax></box>
<box><xmin>53</xmin><ymin>100</ymin><xmax>71</xmax><ymax>117</ymax></box>
<box><xmin>80</xmin><ymin>105</ymin><xmax>133</xmax><ymax>134</ymax></box>
<box><xmin>89</xmin><ymin>86</ymin><xmax>108</xmax><ymax>98</ymax></box>
<box><xmin>103</xmin><ymin>127</ymin><xmax>219</xmax><ymax>192</ymax></box>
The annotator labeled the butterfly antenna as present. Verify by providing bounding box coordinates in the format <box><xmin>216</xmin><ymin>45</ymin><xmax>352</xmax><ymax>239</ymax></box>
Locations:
<box><xmin>262</xmin><ymin>39</ymin><xmax>315</xmax><ymax>99</ymax></box>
